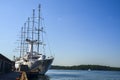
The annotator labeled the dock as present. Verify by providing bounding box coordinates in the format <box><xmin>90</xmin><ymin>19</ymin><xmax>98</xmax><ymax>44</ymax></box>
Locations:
<box><xmin>0</xmin><ymin>71</ymin><xmax>40</xmax><ymax>80</ymax></box>
<box><xmin>0</xmin><ymin>54</ymin><xmax>39</xmax><ymax>80</ymax></box>
<box><xmin>0</xmin><ymin>72</ymin><xmax>20</xmax><ymax>80</ymax></box>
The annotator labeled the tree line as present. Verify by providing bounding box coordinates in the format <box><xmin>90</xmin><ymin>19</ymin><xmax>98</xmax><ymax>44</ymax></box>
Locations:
<box><xmin>50</xmin><ymin>65</ymin><xmax>120</xmax><ymax>71</ymax></box>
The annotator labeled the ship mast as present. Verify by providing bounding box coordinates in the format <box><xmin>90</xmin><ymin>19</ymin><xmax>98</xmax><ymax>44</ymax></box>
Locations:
<box><xmin>37</xmin><ymin>4</ymin><xmax>41</xmax><ymax>53</ymax></box>
<box><xmin>23</xmin><ymin>23</ymin><xmax>26</xmax><ymax>55</ymax></box>
<box><xmin>20</xmin><ymin>4</ymin><xmax>44</xmax><ymax>57</ymax></box>
<box><xmin>20</xmin><ymin>27</ymin><xmax>23</xmax><ymax>58</ymax></box>
<box><xmin>27</xmin><ymin>17</ymin><xmax>30</xmax><ymax>40</ymax></box>
<box><xmin>26</xmin><ymin>17</ymin><xmax>30</xmax><ymax>52</ymax></box>
<box><xmin>32</xmin><ymin>9</ymin><xmax>35</xmax><ymax>41</ymax></box>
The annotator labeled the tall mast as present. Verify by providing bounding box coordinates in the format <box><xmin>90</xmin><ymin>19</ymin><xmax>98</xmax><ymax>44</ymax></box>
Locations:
<box><xmin>37</xmin><ymin>4</ymin><xmax>41</xmax><ymax>53</ymax></box>
<box><xmin>27</xmin><ymin>17</ymin><xmax>30</xmax><ymax>39</ymax></box>
<box><xmin>29</xmin><ymin>9</ymin><xmax>35</xmax><ymax>55</ymax></box>
<box><xmin>20</xmin><ymin>24</ymin><xmax>26</xmax><ymax>57</ymax></box>
<box><xmin>32</xmin><ymin>9</ymin><xmax>35</xmax><ymax>41</ymax></box>
<box><xmin>26</xmin><ymin>17</ymin><xmax>30</xmax><ymax>52</ymax></box>
<box><xmin>23</xmin><ymin>23</ymin><xmax>26</xmax><ymax>55</ymax></box>
<box><xmin>20</xmin><ymin>27</ymin><xmax>23</xmax><ymax>58</ymax></box>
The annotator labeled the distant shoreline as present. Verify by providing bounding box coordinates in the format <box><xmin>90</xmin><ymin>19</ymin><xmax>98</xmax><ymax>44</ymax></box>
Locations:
<box><xmin>50</xmin><ymin>65</ymin><xmax>120</xmax><ymax>71</ymax></box>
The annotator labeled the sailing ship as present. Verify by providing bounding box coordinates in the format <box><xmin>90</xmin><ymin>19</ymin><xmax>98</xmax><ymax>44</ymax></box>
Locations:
<box><xmin>14</xmin><ymin>4</ymin><xmax>54</xmax><ymax>74</ymax></box>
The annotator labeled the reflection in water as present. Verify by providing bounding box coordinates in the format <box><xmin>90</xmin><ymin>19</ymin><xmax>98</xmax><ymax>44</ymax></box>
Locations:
<box><xmin>28</xmin><ymin>75</ymin><xmax>50</xmax><ymax>80</ymax></box>
<box><xmin>38</xmin><ymin>75</ymin><xmax>50</xmax><ymax>80</ymax></box>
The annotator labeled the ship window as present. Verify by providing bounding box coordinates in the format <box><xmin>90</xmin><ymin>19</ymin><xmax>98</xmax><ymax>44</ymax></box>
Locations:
<box><xmin>32</xmin><ymin>57</ymin><xmax>39</xmax><ymax>59</ymax></box>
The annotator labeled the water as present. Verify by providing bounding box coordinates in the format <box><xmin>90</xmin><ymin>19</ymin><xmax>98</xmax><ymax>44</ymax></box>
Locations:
<box><xmin>37</xmin><ymin>70</ymin><xmax>120</xmax><ymax>80</ymax></box>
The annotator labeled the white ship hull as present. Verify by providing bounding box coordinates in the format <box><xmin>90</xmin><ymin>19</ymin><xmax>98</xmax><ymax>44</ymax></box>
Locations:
<box><xmin>15</xmin><ymin>57</ymin><xmax>54</xmax><ymax>74</ymax></box>
<box><xmin>30</xmin><ymin>58</ymin><xmax>54</xmax><ymax>74</ymax></box>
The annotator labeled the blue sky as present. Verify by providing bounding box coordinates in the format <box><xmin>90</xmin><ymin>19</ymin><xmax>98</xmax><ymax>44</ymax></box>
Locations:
<box><xmin>0</xmin><ymin>0</ymin><xmax>120</xmax><ymax>67</ymax></box>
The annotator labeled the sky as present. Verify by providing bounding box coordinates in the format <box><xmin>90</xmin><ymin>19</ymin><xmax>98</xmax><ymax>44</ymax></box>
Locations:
<box><xmin>0</xmin><ymin>0</ymin><xmax>120</xmax><ymax>67</ymax></box>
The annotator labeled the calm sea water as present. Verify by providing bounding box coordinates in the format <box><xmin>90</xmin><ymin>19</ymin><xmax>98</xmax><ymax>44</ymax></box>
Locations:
<box><xmin>37</xmin><ymin>70</ymin><xmax>120</xmax><ymax>80</ymax></box>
